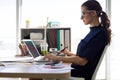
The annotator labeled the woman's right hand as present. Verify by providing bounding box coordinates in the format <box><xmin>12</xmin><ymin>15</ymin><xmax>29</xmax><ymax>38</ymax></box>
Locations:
<box><xmin>60</xmin><ymin>48</ymin><xmax>69</xmax><ymax>55</ymax></box>
<box><xmin>60</xmin><ymin>47</ymin><xmax>76</xmax><ymax>56</ymax></box>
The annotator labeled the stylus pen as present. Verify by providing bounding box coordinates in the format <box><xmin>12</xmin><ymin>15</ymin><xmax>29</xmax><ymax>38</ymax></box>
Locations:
<box><xmin>55</xmin><ymin>46</ymin><xmax>68</xmax><ymax>56</ymax></box>
<box><xmin>60</xmin><ymin>46</ymin><xmax>68</xmax><ymax>52</ymax></box>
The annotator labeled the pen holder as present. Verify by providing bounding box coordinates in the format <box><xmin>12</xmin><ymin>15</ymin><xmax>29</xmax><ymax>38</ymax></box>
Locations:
<box><xmin>49</xmin><ymin>48</ymin><xmax>58</xmax><ymax>55</ymax></box>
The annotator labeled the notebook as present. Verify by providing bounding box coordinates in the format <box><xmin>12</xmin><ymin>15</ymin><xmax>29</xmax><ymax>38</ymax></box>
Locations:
<box><xmin>22</xmin><ymin>39</ymin><xmax>49</xmax><ymax>62</ymax></box>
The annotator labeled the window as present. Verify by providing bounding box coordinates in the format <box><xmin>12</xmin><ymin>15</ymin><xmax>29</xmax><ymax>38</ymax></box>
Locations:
<box><xmin>0</xmin><ymin>0</ymin><xmax>16</xmax><ymax>57</ymax></box>
<box><xmin>110</xmin><ymin>0</ymin><xmax>120</xmax><ymax>80</ymax></box>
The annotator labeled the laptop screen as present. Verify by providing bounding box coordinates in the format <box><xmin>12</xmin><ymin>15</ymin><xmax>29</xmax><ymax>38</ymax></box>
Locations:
<box><xmin>22</xmin><ymin>39</ymin><xmax>41</xmax><ymax>58</ymax></box>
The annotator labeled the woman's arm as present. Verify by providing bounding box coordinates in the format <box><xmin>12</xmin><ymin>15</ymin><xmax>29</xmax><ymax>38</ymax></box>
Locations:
<box><xmin>44</xmin><ymin>53</ymin><xmax>88</xmax><ymax>66</ymax></box>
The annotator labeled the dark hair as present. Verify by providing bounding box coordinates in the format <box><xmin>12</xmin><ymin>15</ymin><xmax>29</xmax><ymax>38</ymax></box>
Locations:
<box><xmin>82</xmin><ymin>0</ymin><xmax>111</xmax><ymax>44</ymax></box>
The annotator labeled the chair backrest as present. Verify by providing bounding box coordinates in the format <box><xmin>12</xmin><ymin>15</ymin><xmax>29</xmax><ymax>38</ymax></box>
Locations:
<box><xmin>91</xmin><ymin>45</ymin><xmax>109</xmax><ymax>80</ymax></box>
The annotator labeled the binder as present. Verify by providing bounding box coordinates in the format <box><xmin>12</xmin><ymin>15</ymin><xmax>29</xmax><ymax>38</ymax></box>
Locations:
<box><xmin>60</xmin><ymin>29</ymin><xmax>64</xmax><ymax>50</ymax></box>
<box><xmin>47</xmin><ymin>30</ymin><xmax>57</xmax><ymax>49</ymax></box>
<box><xmin>56</xmin><ymin>29</ymin><xmax>60</xmax><ymax>50</ymax></box>
<box><xmin>64</xmin><ymin>30</ymin><xmax>70</xmax><ymax>51</ymax></box>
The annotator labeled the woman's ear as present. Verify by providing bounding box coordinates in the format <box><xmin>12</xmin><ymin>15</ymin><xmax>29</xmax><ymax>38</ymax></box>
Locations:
<box><xmin>91</xmin><ymin>10</ymin><xmax>97</xmax><ymax>16</ymax></box>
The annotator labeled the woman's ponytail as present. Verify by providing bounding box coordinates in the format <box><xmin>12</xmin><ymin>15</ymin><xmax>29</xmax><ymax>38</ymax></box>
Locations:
<box><xmin>100</xmin><ymin>11</ymin><xmax>111</xmax><ymax>44</ymax></box>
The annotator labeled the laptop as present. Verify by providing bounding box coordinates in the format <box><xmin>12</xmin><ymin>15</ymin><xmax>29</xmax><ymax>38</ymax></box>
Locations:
<box><xmin>22</xmin><ymin>39</ymin><xmax>49</xmax><ymax>62</ymax></box>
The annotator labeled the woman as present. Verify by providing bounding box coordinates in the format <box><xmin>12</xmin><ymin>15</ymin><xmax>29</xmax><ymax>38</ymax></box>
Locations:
<box><xmin>44</xmin><ymin>0</ymin><xmax>111</xmax><ymax>80</ymax></box>
<box><xmin>30</xmin><ymin>0</ymin><xmax>111</xmax><ymax>80</ymax></box>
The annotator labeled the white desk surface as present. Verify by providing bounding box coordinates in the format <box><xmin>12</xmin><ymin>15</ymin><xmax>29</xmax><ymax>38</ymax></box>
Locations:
<box><xmin>0</xmin><ymin>56</ymin><xmax>71</xmax><ymax>79</ymax></box>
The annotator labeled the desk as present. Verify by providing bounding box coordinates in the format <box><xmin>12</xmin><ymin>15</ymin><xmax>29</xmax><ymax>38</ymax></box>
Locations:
<box><xmin>0</xmin><ymin>57</ymin><xmax>71</xmax><ymax>79</ymax></box>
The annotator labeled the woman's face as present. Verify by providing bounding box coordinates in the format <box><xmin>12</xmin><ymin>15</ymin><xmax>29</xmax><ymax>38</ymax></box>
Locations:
<box><xmin>80</xmin><ymin>6</ymin><xmax>94</xmax><ymax>25</ymax></box>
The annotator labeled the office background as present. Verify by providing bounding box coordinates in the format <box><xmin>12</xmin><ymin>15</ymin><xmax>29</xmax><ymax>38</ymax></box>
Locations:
<box><xmin>0</xmin><ymin>0</ymin><xmax>119</xmax><ymax>80</ymax></box>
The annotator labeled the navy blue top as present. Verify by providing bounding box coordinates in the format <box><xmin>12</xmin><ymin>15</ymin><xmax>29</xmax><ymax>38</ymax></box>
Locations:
<box><xmin>71</xmin><ymin>25</ymin><xmax>108</xmax><ymax>80</ymax></box>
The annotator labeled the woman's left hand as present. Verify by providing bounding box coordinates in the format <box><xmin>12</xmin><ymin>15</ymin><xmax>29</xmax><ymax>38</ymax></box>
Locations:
<box><xmin>43</xmin><ymin>53</ymin><xmax>57</xmax><ymax>61</ymax></box>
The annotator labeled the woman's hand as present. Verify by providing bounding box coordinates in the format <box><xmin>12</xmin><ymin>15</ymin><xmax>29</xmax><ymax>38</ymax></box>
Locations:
<box><xmin>60</xmin><ymin>48</ymin><xmax>70</xmax><ymax>55</ymax></box>
<box><xmin>43</xmin><ymin>53</ymin><xmax>57</xmax><ymax>61</ymax></box>
<box><xmin>60</xmin><ymin>47</ymin><xmax>76</xmax><ymax>56</ymax></box>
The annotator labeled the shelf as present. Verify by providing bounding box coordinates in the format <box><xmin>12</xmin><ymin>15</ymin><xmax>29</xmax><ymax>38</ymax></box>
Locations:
<box><xmin>20</xmin><ymin>27</ymin><xmax>71</xmax><ymax>51</ymax></box>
